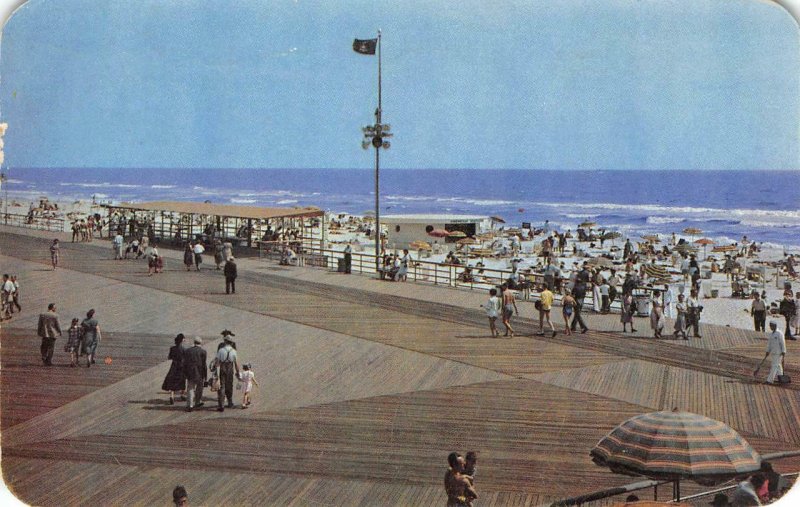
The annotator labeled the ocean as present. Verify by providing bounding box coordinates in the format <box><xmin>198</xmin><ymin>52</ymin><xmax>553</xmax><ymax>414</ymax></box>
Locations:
<box><xmin>4</xmin><ymin>168</ymin><xmax>800</xmax><ymax>250</ymax></box>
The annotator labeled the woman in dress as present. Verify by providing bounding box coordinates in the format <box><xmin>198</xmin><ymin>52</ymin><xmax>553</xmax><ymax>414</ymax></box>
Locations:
<box><xmin>674</xmin><ymin>293</ymin><xmax>688</xmax><ymax>340</ymax></box>
<box><xmin>81</xmin><ymin>309</ymin><xmax>101</xmax><ymax>367</ymax></box>
<box><xmin>213</xmin><ymin>240</ymin><xmax>225</xmax><ymax>270</ymax></box>
<box><xmin>562</xmin><ymin>290</ymin><xmax>576</xmax><ymax>335</ymax></box>
<box><xmin>621</xmin><ymin>292</ymin><xmax>637</xmax><ymax>333</ymax></box>
<box><xmin>183</xmin><ymin>243</ymin><xmax>194</xmax><ymax>271</ymax></box>
<box><xmin>398</xmin><ymin>249</ymin><xmax>410</xmax><ymax>282</ymax></box>
<box><xmin>161</xmin><ymin>334</ymin><xmax>187</xmax><ymax>404</ymax></box>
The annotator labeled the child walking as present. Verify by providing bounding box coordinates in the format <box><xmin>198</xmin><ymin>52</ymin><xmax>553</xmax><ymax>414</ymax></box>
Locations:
<box><xmin>65</xmin><ymin>318</ymin><xmax>82</xmax><ymax>367</ymax></box>
<box><xmin>240</xmin><ymin>363</ymin><xmax>260</xmax><ymax>408</ymax></box>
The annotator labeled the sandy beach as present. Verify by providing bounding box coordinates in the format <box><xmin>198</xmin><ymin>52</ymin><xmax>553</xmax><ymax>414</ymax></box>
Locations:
<box><xmin>5</xmin><ymin>191</ymin><xmax>797</xmax><ymax>334</ymax></box>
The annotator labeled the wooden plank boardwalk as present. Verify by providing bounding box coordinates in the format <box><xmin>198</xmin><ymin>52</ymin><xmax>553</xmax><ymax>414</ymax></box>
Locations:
<box><xmin>1</xmin><ymin>228</ymin><xmax>799</xmax><ymax>506</ymax></box>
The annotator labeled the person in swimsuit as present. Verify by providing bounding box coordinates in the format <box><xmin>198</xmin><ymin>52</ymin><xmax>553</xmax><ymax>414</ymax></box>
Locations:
<box><xmin>562</xmin><ymin>290</ymin><xmax>576</xmax><ymax>336</ymax></box>
<box><xmin>501</xmin><ymin>283</ymin><xmax>518</xmax><ymax>338</ymax></box>
<box><xmin>444</xmin><ymin>452</ymin><xmax>477</xmax><ymax>507</ymax></box>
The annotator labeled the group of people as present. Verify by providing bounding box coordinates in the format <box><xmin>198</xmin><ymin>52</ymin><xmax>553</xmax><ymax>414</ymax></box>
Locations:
<box><xmin>70</xmin><ymin>215</ymin><xmax>97</xmax><ymax>242</ymax></box>
<box><xmin>1</xmin><ymin>273</ymin><xmax>21</xmax><ymax>321</ymax></box>
<box><xmin>380</xmin><ymin>249</ymin><xmax>411</xmax><ymax>281</ymax></box>
<box><xmin>161</xmin><ymin>330</ymin><xmax>258</xmax><ymax>412</ymax></box>
<box><xmin>36</xmin><ymin>304</ymin><xmax>101</xmax><ymax>367</ymax></box>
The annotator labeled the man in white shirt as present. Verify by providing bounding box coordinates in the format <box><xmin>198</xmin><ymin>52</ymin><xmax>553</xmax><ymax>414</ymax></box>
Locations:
<box><xmin>192</xmin><ymin>242</ymin><xmax>205</xmax><ymax>271</ymax></box>
<box><xmin>662</xmin><ymin>284</ymin><xmax>675</xmax><ymax>319</ymax></box>
<box><xmin>113</xmin><ymin>233</ymin><xmax>124</xmax><ymax>260</ymax></box>
<box><xmin>687</xmin><ymin>289</ymin><xmax>702</xmax><ymax>338</ymax></box>
<box><xmin>757</xmin><ymin>321</ymin><xmax>786</xmax><ymax>385</ymax></box>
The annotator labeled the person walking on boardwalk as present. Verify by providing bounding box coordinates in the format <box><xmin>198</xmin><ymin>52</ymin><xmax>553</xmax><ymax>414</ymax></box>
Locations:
<box><xmin>620</xmin><ymin>290</ymin><xmax>637</xmax><ymax>333</ymax></box>
<box><xmin>1</xmin><ymin>274</ymin><xmax>13</xmax><ymax>321</ymax></box>
<box><xmin>9</xmin><ymin>275</ymin><xmax>21</xmax><ymax>314</ymax></box>
<box><xmin>562</xmin><ymin>289</ymin><xmax>576</xmax><ymax>335</ymax></box>
<box><xmin>570</xmin><ymin>264</ymin><xmax>590</xmax><ymax>334</ymax></box>
<box><xmin>778</xmin><ymin>292</ymin><xmax>797</xmax><ymax>341</ymax></box>
<box><xmin>500</xmin><ymin>283</ymin><xmax>518</xmax><ymax>337</ymax></box>
<box><xmin>755</xmin><ymin>321</ymin><xmax>786</xmax><ymax>385</ymax></box>
<box><xmin>674</xmin><ymin>294</ymin><xmax>688</xmax><ymax>340</ymax></box>
<box><xmin>213</xmin><ymin>240</ymin><xmax>225</xmax><ymax>270</ymax></box>
<box><xmin>161</xmin><ymin>334</ymin><xmax>187</xmax><ymax>405</ymax></box>
<box><xmin>183</xmin><ymin>243</ymin><xmax>194</xmax><ymax>271</ymax></box>
<box><xmin>663</xmin><ymin>283</ymin><xmax>675</xmax><ymax>319</ymax></box>
<box><xmin>444</xmin><ymin>452</ymin><xmax>478</xmax><ymax>507</ymax></box>
<box><xmin>483</xmin><ymin>288</ymin><xmax>501</xmax><ymax>337</ymax></box>
<box><xmin>537</xmin><ymin>284</ymin><xmax>556</xmax><ymax>338</ymax></box>
<box><xmin>50</xmin><ymin>239</ymin><xmax>60</xmax><ymax>270</ymax></box>
<box><xmin>65</xmin><ymin>318</ymin><xmax>82</xmax><ymax>367</ymax></box>
<box><xmin>37</xmin><ymin>303</ymin><xmax>62</xmax><ymax>366</ymax></box>
<box><xmin>224</xmin><ymin>256</ymin><xmax>238</xmax><ymax>294</ymax></box>
<box><xmin>183</xmin><ymin>336</ymin><xmax>207</xmax><ymax>412</ymax></box>
<box><xmin>215</xmin><ymin>330</ymin><xmax>241</xmax><ymax>412</ymax></box>
<box><xmin>113</xmin><ymin>231</ymin><xmax>124</xmax><ymax>260</ymax></box>
<box><xmin>192</xmin><ymin>241</ymin><xmax>205</xmax><ymax>271</ymax></box>
<box><xmin>751</xmin><ymin>292</ymin><xmax>767</xmax><ymax>332</ymax></box>
<box><xmin>687</xmin><ymin>289</ymin><xmax>702</xmax><ymax>338</ymax></box>
<box><xmin>343</xmin><ymin>243</ymin><xmax>352</xmax><ymax>274</ymax></box>
<box><xmin>81</xmin><ymin>309</ymin><xmax>101</xmax><ymax>367</ymax></box>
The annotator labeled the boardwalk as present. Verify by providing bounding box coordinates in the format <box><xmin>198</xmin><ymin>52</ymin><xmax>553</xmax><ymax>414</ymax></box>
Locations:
<box><xmin>1</xmin><ymin>227</ymin><xmax>798</xmax><ymax>506</ymax></box>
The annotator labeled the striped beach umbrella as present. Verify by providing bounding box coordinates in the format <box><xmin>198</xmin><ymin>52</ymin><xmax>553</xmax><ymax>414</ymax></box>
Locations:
<box><xmin>448</xmin><ymin>230</ymin><xmax>467</xmax><ymax>238</ymax></box>
<box><xmin>712</xmin><ymin>244</ymin><xmax>738</xmax><ymax>253</ymax></box>
<box><xmin>409</xmin><ymin>240</ymin><xmax>431</xmax><ymax>250</ymax></box>
<box><xmin>643</xmin><ymin>263</ymin><xmax>670</xmax><ymax>281</ymax></box>
<box><xmin>591</xmin><ymin>411</ymin><xmax>761</xmax><ymax>500</ymax></box>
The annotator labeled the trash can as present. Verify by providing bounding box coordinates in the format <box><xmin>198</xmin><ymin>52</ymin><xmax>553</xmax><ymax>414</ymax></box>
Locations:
<box><xmin>337</xmin><ymin>258</ymin><xmax>346</xmax><ymax>273</ymax></box>
<box><xmin>711</xmin><ymin>289</ymin><xmax>719</xmax><ymax>298</ymax></box>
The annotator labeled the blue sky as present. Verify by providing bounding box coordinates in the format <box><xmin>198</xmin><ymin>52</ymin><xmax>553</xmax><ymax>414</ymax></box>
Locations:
<box><xmin>0</xmin><ymin>0</ymin><xmax>798</xmax><ymax>170</ymax></box>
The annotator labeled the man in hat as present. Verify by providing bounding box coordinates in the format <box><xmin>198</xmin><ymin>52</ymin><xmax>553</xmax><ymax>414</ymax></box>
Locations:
<box><xmin>216</xmin><ymin>330</ymin><xmax>241</xmax><ymax>411</ymax></box>
<box><xmin>224</xmin><ymin>256</ymin><xmax>237</xmax><ymax>294</ymax></box>
<box><xmin>182</xmin><ymin>337</ymin><xmax>207</xmax><ymax>412</ymax></box>
<box><xmin>757</xmin><ymin>321</ymin><xmax>786</xmax><ymax>385</ymax></box>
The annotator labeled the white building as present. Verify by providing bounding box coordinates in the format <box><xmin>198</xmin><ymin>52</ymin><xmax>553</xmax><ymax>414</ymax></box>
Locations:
<box><xmin>380</xmin><ymin>214</ymin><xmax>490</xmax><ymax>251</ymax></box>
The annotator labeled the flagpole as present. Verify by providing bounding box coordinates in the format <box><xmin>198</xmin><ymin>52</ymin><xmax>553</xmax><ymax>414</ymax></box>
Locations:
<box><xmin>374</xmin><ymin>29</ymin><xmax>382</xmax><ymax>273</ymax></box>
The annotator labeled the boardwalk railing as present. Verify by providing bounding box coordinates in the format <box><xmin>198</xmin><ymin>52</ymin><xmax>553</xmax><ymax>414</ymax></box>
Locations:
<box><xmin>1</xmin><ymin>212</ymin><xmax>65</xmax><ymax>233</ymax></box>
<box><xmin>255</xmin><ymin>242</ymin><xmax>636</xmax><ymax>310</ymax></box>
<box><xmin>550</xmin><ymin>451</ymin><xmax>800</xmax><ymax>506</ymax></box>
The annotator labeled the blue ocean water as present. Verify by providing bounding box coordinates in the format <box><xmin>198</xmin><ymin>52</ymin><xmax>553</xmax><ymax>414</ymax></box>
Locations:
<box><xmin>5</xmin><ymin>168</ymin><xmax>800</xmax><ymax>249</ymax></box>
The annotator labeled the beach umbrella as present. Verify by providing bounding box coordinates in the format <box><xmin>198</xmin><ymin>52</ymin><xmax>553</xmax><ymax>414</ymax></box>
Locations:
<box><xmin>682</xmin><ymin>227</ymin><xmax>702</xmax><ymax>241</ymax></box>
<box><xmin>643</xmin><ymin>263</ymin><xmax>671</xmax><ymax>281</ymax></box>
<box><xmin>490</xmin><ymin>215</ymin><xmax>506</xmax><ymax>224</ymax></box>
<box><xmin>409</xmin><ymin>240</ymin><xmax>431</xmax><ymax>250</ymax></box>
<box><xmin>580</xmin><ymin>221</ymin><xmax>597</xmax><ymax>229</ymax></box>
<box><xmin>591</xmin><ymin>411</ymin><xmax>761</xmax><ymax>501</ymax></box>
<box><xmin>694</xmin><ymin>238</ymin><xmax>714</xmax><ymax>258</ymax></box>
<box><xmin>448</xmin><ymin>230</ymin><xmax>467</xmax><ymax>238</ymax></box>
<box><xmin>673</xmin><ymin>243</ymin><xmax>698</xmax><ymax>255</ymax></box>
<box><xmin>712</xmin><ymin>245</ymin><xmax>738</xmax><ymax>253</ymax></box>
<box><xmin>427</xmin><ymin>229</ymin><xmax>449</xmax><ymax>238</ymax></box>
<box><xmin>601</xmin><ymin>231</ymin><xmax>622</xmax><ymax>245</ymax></box>
<box><xmin>457</xmin><ymin>237</ymin><xmax>478</xmax><ymax>246</ymax></box>
<box><xmin>642</xmin><ymin>234</ymin><xmax>661</xmax><ymax>243</ymax></box>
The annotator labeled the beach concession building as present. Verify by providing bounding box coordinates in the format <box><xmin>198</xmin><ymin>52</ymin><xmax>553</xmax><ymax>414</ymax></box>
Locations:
<box><xmin>381</xmin><ymin>214</ymin><xmax>490</xmax><ymax>250</ymax></box>
<box><xmin>104</xmin><ymin>201</ymin><xmax>324</xmax><ymax>250</ymax></box>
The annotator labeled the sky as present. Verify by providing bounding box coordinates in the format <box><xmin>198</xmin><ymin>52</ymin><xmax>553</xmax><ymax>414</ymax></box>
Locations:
<box><xmin>0</xmin><ymin>0</ymin><xmax>798</xmax><ymax>171</ymax></box>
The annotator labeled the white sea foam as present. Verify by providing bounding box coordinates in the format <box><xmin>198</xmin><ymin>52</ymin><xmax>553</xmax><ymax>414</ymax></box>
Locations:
<box><xmin>151</xmin><ymin>185</ymin><xmax>176</xmax><ymax>189</ymax></box>
<box><xmin>646</xmin><ymin>216</ymin><xmax>685</xmax><ymax>224</ymax></box>
<box><xmin>230</xmin><ymin>198</ymin><xmax>257</xmax><ymax>204</ymax></box>
<box><xmin>60</xmin><ymin>182</ymin><xmax>142</xmax><ymax>189</ymax></box>
<box><xmin>276</xmin><ymin>199</ymin><xmax>298</xmax><ymax>204</ymax></box>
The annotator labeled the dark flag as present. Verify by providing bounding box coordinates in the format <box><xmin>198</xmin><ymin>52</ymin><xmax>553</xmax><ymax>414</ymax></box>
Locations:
<box><xmin>353</xmin><ymin>38</ymin><xmax>377</xmax><ymax>55</ymax></box>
